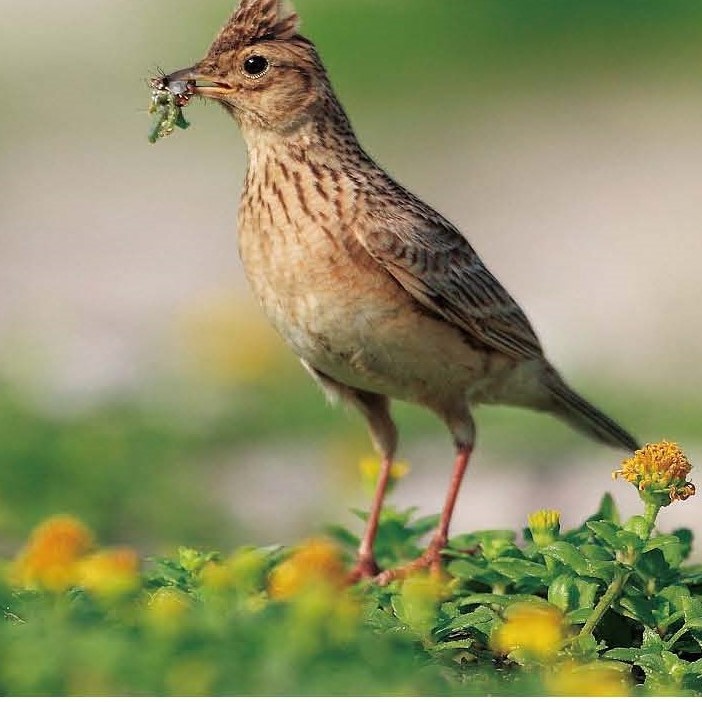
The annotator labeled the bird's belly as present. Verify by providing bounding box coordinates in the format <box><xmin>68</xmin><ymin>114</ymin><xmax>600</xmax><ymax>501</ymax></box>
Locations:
<box><xmin>239</xmin><ymin>219</ymin><xmax>500</xmax><ymax>404</ymax></box>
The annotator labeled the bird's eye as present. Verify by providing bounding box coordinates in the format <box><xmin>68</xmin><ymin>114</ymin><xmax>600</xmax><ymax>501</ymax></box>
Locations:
<box><xmin>242</xmin><ymin>55</ymin><xmax>270</xmax><ymax>78</ymax></box>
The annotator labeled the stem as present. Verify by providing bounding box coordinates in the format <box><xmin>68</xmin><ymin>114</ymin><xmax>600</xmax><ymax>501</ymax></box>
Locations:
<box><xmin>642</xmin><ymin>501</ymin><xmax>662</xmax><ymax>538</ymax></box>
<box><xmin>578</xmin><ymin>571</ymin><xmax>630</xmax><ymax>641</ymax></box>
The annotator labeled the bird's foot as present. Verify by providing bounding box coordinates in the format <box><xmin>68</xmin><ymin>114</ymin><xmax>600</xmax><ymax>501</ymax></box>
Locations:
<box><xmin>346</xmin><ymin>555</ymin><xmax>380</xmax><ymax>585</ymax></box>
<box><xmin>374</xmin><ymin>542</ymin><xmax>445</xmax><ymax>586</ymax></box>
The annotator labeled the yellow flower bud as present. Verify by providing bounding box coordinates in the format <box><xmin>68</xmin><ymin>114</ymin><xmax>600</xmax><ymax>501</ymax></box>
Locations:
<box><xmin>527</xmin><ymin>509</ymin><xmax>560</xmax><ymax>547</ymax></box>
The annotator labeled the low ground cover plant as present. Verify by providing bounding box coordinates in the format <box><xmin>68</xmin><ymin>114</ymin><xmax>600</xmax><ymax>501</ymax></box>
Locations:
<box><xmin>1</xmin><ymin>441</ymin><xmax>699</xmax><ymax>695</ymax></box>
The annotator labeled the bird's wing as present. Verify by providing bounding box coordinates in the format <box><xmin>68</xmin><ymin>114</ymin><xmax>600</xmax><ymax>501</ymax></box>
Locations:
<box><xmin>359</xmin><ymin>213</ymin><xmax>544</xmax><ymax>361</ymax></box>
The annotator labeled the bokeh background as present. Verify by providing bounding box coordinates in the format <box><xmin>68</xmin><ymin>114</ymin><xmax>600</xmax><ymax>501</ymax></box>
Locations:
<box><xmin>1</xmin><ymin>0</ymin><xmax>700</xmax><ymax>556</ymax></box>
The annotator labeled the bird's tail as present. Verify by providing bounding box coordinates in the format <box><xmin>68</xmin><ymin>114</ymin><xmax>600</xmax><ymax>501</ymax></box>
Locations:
<box><xmin>544</xmin><ymin>372</ymin><xmax>639</xmax><ymax>452</ymax></box>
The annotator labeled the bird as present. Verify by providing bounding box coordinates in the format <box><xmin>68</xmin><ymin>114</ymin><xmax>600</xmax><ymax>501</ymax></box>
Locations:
<box><xmin>161</xmin><ymin>0</ymin><xmax>639</xmax><ymax>583</ymax></box>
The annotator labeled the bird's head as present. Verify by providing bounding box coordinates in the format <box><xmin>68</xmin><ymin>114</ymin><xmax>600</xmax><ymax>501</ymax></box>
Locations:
<box><xmin>165</xmin><ymin>0</ymin><xmax>330</xmax><ymax>135</ymax></box>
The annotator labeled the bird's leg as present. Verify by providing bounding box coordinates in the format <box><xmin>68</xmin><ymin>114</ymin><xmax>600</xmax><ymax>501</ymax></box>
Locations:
<box><xmin>297</xmin><ymin>363</ymin><xmax>398</xmax><ymax>582</ymax></box>
<box><xmin>421</xmin><ymin>441</ymin><xmax>473</xmax><ymax>570</ymax></box>
<box><xmin>347</xmin><ymin>452</ymin><xmax>394</xmax><ymax>582</ymax></box>
<box><xmin>376</xmin><ymin>427</ymin><xmax>474</xmax><ymax>586</ymax></box>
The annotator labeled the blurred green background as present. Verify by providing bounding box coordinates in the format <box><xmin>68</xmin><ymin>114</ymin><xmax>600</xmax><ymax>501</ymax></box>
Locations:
<box><xmin>0</xmin><ymin>1</ymin><xmax>700</xmax><ymax>555</ymax></box>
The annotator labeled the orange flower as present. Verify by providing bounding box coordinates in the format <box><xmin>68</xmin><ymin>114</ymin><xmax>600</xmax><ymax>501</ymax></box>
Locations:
<box><xmin>614</xmin><ymin>441</ymin><xmax>695</xmax><ymax>502</ymax></box>
<box><xmin>268</xmin><ymin>538</ymin><xmax>347</xmax><ymax>600</ymax></box>
<box><xmin>78</xmin><ymin>548</ymin><xmax>140</xmax><ymax>599</ymax></box>
<box><xmin>11</xmin><ymin>515</ymin><xmax>94</xmax><ymax>592</ymax></box>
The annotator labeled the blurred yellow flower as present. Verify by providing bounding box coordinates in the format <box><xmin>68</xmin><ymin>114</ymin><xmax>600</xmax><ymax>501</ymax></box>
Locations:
<box><xmin>545</xmin><ymin>661</ymin><xmax>632</xmax><ymax>696</ymax></box>
<box><xmin>11</xmin><ymin>515</ymin><xmax>94</xmax><ymax>592</ymax></box>
<box><xmin>400</xmin><ymin>572</ymin><xmax>453</xmax><ymax>635</ymax></box>
<box><xmin>145</xmin><ymin>588</ymin><xmax>192</xmax><ymax>631</ymax></box>
<box><xmin>179</xmin><ymin>290</ymin><xmax>287</xmax><ymax>385</ymax></box>
<box><xmin>359</xmin><ymin>455</ymin><xmax>409</xmax><ymax>495</ymax></box>
<box><xmin>491</xmin><ymin>602</ymin><xmax>565</xmax><ymax>660</ymax></box>
<box><xmin>201</xmin><ymin>548</ymin><xmax>266</xmax><ymax>594</ymax></box>
<box><xmin>78</xmin><ymin>548</ymin><xmax>140</xmax><ymax>599</ymax></box>
<box><xmin>528</xmin><ymin>509</ymin><xmax>561</xmax><ymax>547</ymax></box>
<box><xmin>614</xmin><ymin>440</ymin><xmax>695</xmax><ymax>502</ymax></box>
<box><xmin>268</xmin><ymin>538</ymin><xmax>347</xmax><ymax>600</ymax></box>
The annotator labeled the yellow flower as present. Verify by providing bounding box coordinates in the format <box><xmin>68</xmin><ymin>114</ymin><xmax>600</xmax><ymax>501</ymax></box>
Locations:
<box><xmin>399</xmin><ymin>572</ymin><xmax>453</xmax><ymax>636</ymax></box>
<box><xmin>528</xmin><ymin>509</ymin><xmax>561</xmax><ymax>547</ymax></box>
<box><xmin>77</xmin><ymin>548</ymin><xmax>140</xmax><ymax>599</ymax></box>
<box><xmin>11</xmin><ymin>515</ymin><xmax>94</xmax><ymax>592</ymax></box>
<box><xmin>614</xmin><ymin>440</ymin><xmax>695</xmax><ymax>503</ymax></box>
<box><xmin>145</xmin><ymin>588</ymin><xmax>192</xmax><ymax>631</ymax></box>
<box><xmin>178</xmin><ymin>290</ymin><xmax>287</xmax><ymax>385</ymax></box>
<box><xmin>491</xmin><ymin>602</ymin><xmax>565</xmax><ymax>660</ymax></box>
<box><xmin>359</xmin><ymin>456</ymin><xmax>409</xmax><ymax>495</ymax></box>
<box><xmin>545</xmin><ymin>661</ymin><xmax>632</xmax><ymax>696</ymax></box>
<box><xmin>201</xmin><ymin>548</ymin><xmax>266</xmax><ymax>593</ymax></box>
<box><xmin>268</xmin><ymin>538</ymin><xmax>347</xmax><ymax>600</ymax></box>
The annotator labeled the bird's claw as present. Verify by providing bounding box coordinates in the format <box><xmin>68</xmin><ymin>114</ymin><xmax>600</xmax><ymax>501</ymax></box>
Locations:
<box><xmin>373</xmin><ymin>545</ymin><xmax>444</xmax><ymax>586</ymax></box>
<box><xmin>346</xmin><ymin>556</ymin><xmax>380</xmax><ymax>585</ymax></box>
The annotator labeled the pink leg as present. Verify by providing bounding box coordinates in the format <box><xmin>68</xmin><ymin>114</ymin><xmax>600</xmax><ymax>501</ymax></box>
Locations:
<box><xmin>376</xmin><ymin>443</ymin><xmax>473</xmax><ymax>585</ymax></box>
<box><xmin>348</xmin><ymin>454</ymin><xmax>394</xmax><ymax>582</ymax></box>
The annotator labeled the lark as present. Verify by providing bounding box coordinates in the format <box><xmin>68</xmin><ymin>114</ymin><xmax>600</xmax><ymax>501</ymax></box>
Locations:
<box><xmin>161</xmin><ymin>0</ymin><xmax>638</xmax><ymax>583</ymax></box>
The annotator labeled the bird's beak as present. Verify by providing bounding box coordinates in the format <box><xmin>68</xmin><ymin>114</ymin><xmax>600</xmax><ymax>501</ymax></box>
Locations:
<box><xmin>164</xmin><ymin>65</ymin><xmax>232</xmax><ymax>100</ymax></box>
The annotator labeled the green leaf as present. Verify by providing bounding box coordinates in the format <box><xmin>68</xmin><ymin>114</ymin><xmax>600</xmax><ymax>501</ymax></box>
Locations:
<box><xmin>636</xmin><ymin>653</ymin><xmax>670</xmax><ymax>676</ymax></box>
<box><xmin>673</xmin><ymin>528</ymin><xmax>693</xmax><ymax>559</ymax></box>
<box><xmin>687</xmin><ymin>658</ymin><xmax>702</xmax><ymax>675</ymax></box>
<box><xmin>446</xmin><ymin>559</ymin><xmax>487</xmax><ymax>581</ymax></box>
<box><xmin>548</xmin><ymin>573</ymin><xmax>575</xmax><ymax>611</ymax></box>
<box><xmin>324</xmin><ymin>524</ymin><xmax>359</xmax><ymax>549</ymax></box>
<box><xmin>541</xmin><ymin>541</ymin><xmax>590</xmax><ymax>572</ymax></box>
<box><xmin>431</xmin><ymin>638</ymin><xmax>475</xmax><ymax>652</ymax></box>
<box><xmin>680</xmin><ymin>564</ymin><xmax>702</xmax><ymax>585</ymax></box>
<box><xmin>541</xmin><ymin>542</ymin><xmax>615</xmax><ymax>580</ymax></box>
<box><xmin>565</xmin><ymin>607</ymin><xmax>594</xmax><ymax>624</ymax></box>
<box><xmin>683</xmin><ymin>596</ymin><xmax>702</xmax><ymax>623</ymax></box>
<box><xmin>435</xmin><ymin>607</ymin><xmax>496</xmax><ymax>637</ymax></box>
<box><xmin>618</xmin><ymin>596</ymin><xmax>657</xmax><ymax>627</ymax></box>
<box><xmin>579</xmin><ymin>544</ymin><xmax>615</xmax><ymax>562</ymax></box>
<box><xmin>489</xmin><ymin>557</ymin><xmax>548</xmax><ymax>581</ymax></box>
<box><xmin>408</xmin><ymin>514</ymin><xmax>440</xmax><ymax>537</ymax></box>
<box><xmin>573</xmin><ymin>577</ymin><xmax>601</xmax><ymax>610</ymax></box>
<box><xmin>642</xmin><ymin>627</ymin><xmax>665</xmax><ymax>652</ymax></box>
<box><xmin>635</xmin><ymin>549</ymin><xmax>673</xmax><ymax>583</ymax></box>
<box><xmin>603</xmin><ymin>647</ymin><xmax>643</xmax><ymax>662</ymax></box>
<box><xmin>658</xmin><ymin>585</ymin><xmax>691</xmax><ymax>611</ymax></box>
<box><xmin>586</xmin><ymin>520</ymin><xmax>626</xmax><ymax>550</ymax></box>
<box><xmin>644</xmin><ymin>535</ymin><xmax>684</xmax><ymax>568</ymax></box>
<box><xmin>589</xmin><ymin>492</ymin><xmax>620</xmax><ymax>523</ymax></box>
<box><xmin>456</xmin><ymin>593</ymin><xmax>544</xmax><ymax>609</ymax></box>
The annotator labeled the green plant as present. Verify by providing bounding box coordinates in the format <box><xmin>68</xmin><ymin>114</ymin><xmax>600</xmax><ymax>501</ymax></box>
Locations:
<box><xmin>0</xmin><ymin>441</ymin><xmax>698</xmax><ymax>695</ymax></box>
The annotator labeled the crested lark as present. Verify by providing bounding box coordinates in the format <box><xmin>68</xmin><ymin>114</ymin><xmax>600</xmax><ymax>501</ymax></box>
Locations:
<box><xmin>161</xmin><ymin>0</ymin><xmax>638</xmax><ymax>582</ymax></box>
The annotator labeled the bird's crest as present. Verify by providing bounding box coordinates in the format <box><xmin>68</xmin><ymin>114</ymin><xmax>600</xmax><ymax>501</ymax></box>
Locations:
<box><xmin>208</xmin><ymin>0</ymin><xmax>300</xmax><ymax>55</ymax></box>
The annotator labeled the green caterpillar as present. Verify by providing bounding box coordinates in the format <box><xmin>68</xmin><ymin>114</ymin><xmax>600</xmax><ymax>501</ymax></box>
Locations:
<box><xmin>148</xmin><ymin>78</ymin><xmax>192</xmax><ymax>144</ymax></box>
